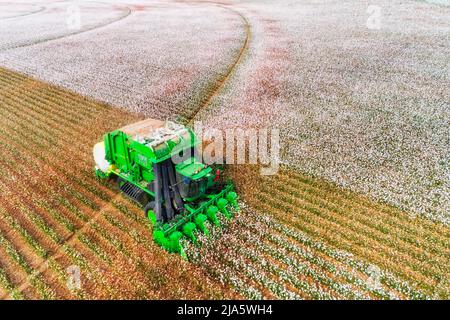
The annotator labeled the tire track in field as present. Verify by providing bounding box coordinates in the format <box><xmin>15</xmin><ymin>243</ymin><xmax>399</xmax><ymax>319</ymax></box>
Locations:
<box><xmin>0</xmin><ymin>4</ymin><xmax>45</xmax><ymax>21</ymax></box>
<box><xmin>0</xmin><ymin>2</ymin><xmax>133</xmax><ymax>52</ymax></box>
<box><xmin>185</xmin><ymin>3</ymin><xmax>251</xmax><ymax>125</ymax></box>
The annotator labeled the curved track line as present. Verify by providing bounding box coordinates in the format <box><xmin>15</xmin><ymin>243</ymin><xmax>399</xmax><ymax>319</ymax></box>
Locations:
<box><xmin>1</xmin><ymin>3</ymin><xmax>133</xmax><ymax>52</ymax></box>
<box><xmin>0</xmin><ymin>4</ymin><xmax>45</xmax><ymax>21</ymax></box>
<box><xmin>186</xmin><ymin>3</ymin><xmax>251</xmax><ymax>125</ymax></box>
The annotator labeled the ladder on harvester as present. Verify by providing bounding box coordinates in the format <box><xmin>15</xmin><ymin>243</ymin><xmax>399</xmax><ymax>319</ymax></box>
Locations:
<box><xmin>119</xmin><ymin>179</ymin><xmax>147</xmax><ymax>205</ymax></box>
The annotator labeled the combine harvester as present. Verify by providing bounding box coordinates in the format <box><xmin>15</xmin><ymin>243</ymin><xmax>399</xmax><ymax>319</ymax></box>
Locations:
<box><xmin>93</xmin><ymin>119</ymin><xmax>239</xmax><ymax>257</ymax></box>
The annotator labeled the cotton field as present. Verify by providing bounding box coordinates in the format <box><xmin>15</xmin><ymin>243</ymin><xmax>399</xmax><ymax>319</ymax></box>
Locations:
<box><xmin>195</xmin><ymin>0</ymin><xmax>450</xmax><ymax>224</ymax></box>
<box><xmin>0</xmin><ymin>0</ymin><xmax>448</xmax><ymax>300</ymax></box>
<box><xmin>0</xmin><ymin>1</ymin><xmax>247</xmax><ymax>121</ymax></box>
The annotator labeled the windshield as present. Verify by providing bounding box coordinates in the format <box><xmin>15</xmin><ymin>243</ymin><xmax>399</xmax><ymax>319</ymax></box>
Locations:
<box><xmin>177</xmin><ymin>174</ymin><xmax>207</xmax><ymax>199</ymax></box>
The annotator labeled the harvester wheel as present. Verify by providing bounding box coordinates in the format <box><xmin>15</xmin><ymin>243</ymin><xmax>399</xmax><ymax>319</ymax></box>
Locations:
<box><xmin>144</xmin><ymin>201</ymin><xmax>156</xmax><ymax>224</ymax></box>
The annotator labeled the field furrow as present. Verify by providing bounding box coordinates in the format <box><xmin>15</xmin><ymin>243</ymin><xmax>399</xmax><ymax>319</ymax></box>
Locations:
<box><xmin>278</xmin><ymin>172</ymin><xmax>448</xmax><ymax>246</ymax></box>
<box><xmin>0</xmin><ymin>229</ymin><xmax>55</xmax><ymax>299</ymax></box>
<box><xmin>257</xmin><ymin>181</ymin><xmax>447</xmax><ymax>278</ymax></box>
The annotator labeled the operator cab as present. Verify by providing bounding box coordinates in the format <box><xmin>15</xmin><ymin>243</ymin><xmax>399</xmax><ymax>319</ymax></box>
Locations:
<box><xmin>175</xmin><ymin>157</ymin><xmax>214</xmax><ymax>200</ymax></box>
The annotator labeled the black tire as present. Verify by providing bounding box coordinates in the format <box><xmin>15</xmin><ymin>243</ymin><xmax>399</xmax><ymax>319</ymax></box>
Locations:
<box><xmin>144</xmin><ymin>201</ymin><xmax>157</xmax><ymax>224</ymax></box>
<box><xmin>144</xmin><ymin>201</ymin><xmax>155</xmax><ymax>215</ymax></box>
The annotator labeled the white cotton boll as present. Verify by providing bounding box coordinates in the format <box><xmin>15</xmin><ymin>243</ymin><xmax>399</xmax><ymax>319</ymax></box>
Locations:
<box><xmin>93</xmin><ymin>141</ymin><xmax>110</xmax><ymax>172</ymax></box>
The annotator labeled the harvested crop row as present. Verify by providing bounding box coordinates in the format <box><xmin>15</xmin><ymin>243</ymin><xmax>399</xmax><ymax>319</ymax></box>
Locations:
<box><xmin>277</xmin><ymin>172</ymin><xmax>448</xmax><ymax>250</ymax></box>
<box><xmin>0</xmin><ymin>66</ymin><xmax>237</xmax><ymax>299</ymax></box>
<box><xmin>0</xmin><ymin>174</ymin><xmax>105</xmax><ymax>299</ymax></box>
<box><xmin>0</xmin><ymin>227</ymin><xmax>55</xmax><ymax>299</ymax></box>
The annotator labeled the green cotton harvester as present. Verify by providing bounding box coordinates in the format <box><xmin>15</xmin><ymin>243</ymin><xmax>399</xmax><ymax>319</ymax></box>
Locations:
<box><xmin>93</xmin><ymin>119</ymin><xmax>239</xmax><ymax>257</ymax></box>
